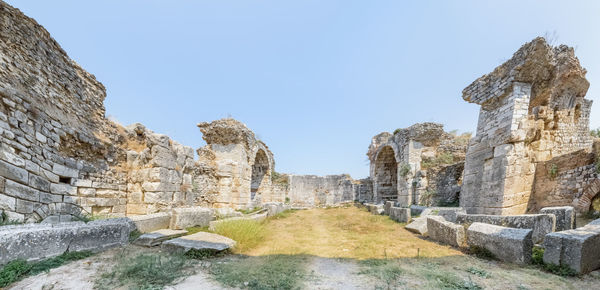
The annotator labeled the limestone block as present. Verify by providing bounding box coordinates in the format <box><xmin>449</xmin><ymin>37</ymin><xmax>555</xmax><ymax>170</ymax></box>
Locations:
<box><xmin>50</xmin><ymin>183</ymin><xmax>77</xmax><ymax>195</ymax></box>
<box><xmin>410</xmin><ymin>205</ymin><xmax>427</xmax><ymax>216</ymax></box>
<box><xmin>208</xmin><ymin>212</ymin><xmax>267</xmax><ymax>231</ymax></box>
<box><xmin>420</xmin><ymin>207</ymin><xmax>466</xmax><ymax>223</ymax></box>
<box><xmin>150</xmin><ymin>146</ymin><xmax>177</xmax><ymax>169</ymax></box>
<box><xmin>161</xmin><ymin>232</ymin><xmax>235</xmax><ymax>253</ymax></box>
<box><xmin>456</xmin><ymin>213</ymin><xmax>554</xmax><ymax>244</ymax></box>
<box><xmin>0</xmin><ymin>193</ymin><xmax>16</xmax><ymax>211</ymax></box>
<box><xmin>78</xmin><ymin>188</ymin><xmax>96</xmax><ymax>197</ymax></box>
<box><xmin>134</xmin><ymin>229</ymin><xmax>188</xmax><ymax>247</ymax></box>
<box><xmin>52</xmin><ymin>163</ymin><xmax>79</xmax><ymax>178</ymax></box>
<box><xmin>0</xmin><ymin>159</ymin><xmax>28</xmax><ymax>184</ymax></box>
<box><xmin>144</xmin><ymin>191</ymin><xmax>173</xmax><ymax>204</ymax></box>
<box><xmin>170</xmin><ymin>207</ymin><xmax>214</xmax><ymax>230</ymax></box>
<box><xmin>405</xmin><ymin>217</ymin><xmax>428</xmax><ymax>236</ymax></box>
<box><xmin>263</xmin><ymin>202</ymin><xmax>290</xmax><ymax>217</ymax></box>
<box><xmin>543</xmin><ymin>226</ymin><xmax>600</xmax><ymax>274</ymax></box>
<box><xmin>28</xmin><ymin>174</ymin><xmax>50</xmax><ymax>191</ymax></box>
<box><xmin>540</xmin><ymin>206</ymin><xmax>575</xmax><ymax>231</ymax></box>
<box><xmin>467</xmin><ymin>222</ymin><xmax>533</xmax><ymax>264</ymax></box>
<box><xmin>427</xmin><ymin>216</ymin><xmax>466</xmax><ymax>247</ymax></box>
<box><xmin>5</xmin><ymin>180</ymin><xmax>39</xmax><ymax>202</ymax></box>
<box><xmin>389</xmin><ymin>207</ymin><xmax>411</xmax><ymax>223</ymax></box>
<box><xmin>0</xmin><ymin>218</ymin><xmax>134</xmax><ymax>266</ymax></box>
<box><xmin>384</xmin><ymin>201</ymin><xmax>394</xmax><ymax>216</ymax></box>
<box><xmin>365</xmin><ymin>203</ymin><xmax>384</xmax><ymax>215</ymax></box>
<box><xmin>214</xmin><ymin>207</ymin><xmax>243</xmax><ymax>219</ymax></box>
<box><xmin>128</xmin><ymin>212</ymin><xmax>172</xmax><ymax>233</ymax></box>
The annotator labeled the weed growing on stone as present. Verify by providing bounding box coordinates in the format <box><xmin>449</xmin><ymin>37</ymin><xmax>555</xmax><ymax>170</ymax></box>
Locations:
<box><xmin>128</xmin><ymin>229</ymin><xmax>142</xmax><ymax>243</ymax></box>
<box><xmin>531</xmin><ymin>246</ymin><xmax>544</xmax><ymax>265</ymax></box>
<box><xmin>0</xmin><ymin>210</ymin><xmax>22</xmax><ymax>226</ymax></box>
<box><xmin>95</xmin><ymin>252</ymin><xmax>190</xmax><ymax>290</ymax></box>
<box><xmin>213</xmin><ymin>219</ymin><xmax>266</xmax><ymax>253</ymax></box>
<box><xmin>210</xmin><ymin>255</ymin><xmax>308</xmax><ymax>290</ymax></box>
<box><xmin>0</xmin><ymin>251</ymin><xmax>94</xmax><ymax>288</ymax></box>
<box><xmin>531</xmin><ymin>246</ymin><xmax>577</xmax><ymax>277</ymax></box>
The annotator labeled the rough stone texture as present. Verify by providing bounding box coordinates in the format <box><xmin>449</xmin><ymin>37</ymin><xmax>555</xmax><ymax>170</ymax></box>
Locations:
<box><xmin>365</xmin><ymin>203</ymin><xmax>384</xmax><ymax>215</ymax></box>
<box><xmin>367</xmin><ymin>123</ymin><xmax>468</xmax><ymax>207</ymax></box>
<box><xmin>286</xmin><ymin>174</ymin><xmax>363</xmax><ymax>207</ymax></box>
<box><xmin>383</xmin><ymin>201</ymin><xmax>394</xmax><ymax>216</ymax></box>
<box><xmin>405</xmin><ymin>217</ymin><xmax>428</xmax><ymax>236</ymax></box>
<box><xmin>134</xmin><ymin>229</ymin><xmax>188</xmax><ymax>247</ymax></box>
<box><xmin>170</xmin><ymin>207</ymin><xmax>213</xmax><ymax>230</ymax></box>
<box><xmin>540</xmin><ymin>206</ymin><xmax>575</xmax><ymax>231</ymax></box>
<box><xmin>208</xmin><ymin>212</ymin><xmax>268</xmax><ymax>231</ymax></box>
<box><xmin>427</xmin><ymin>216</ymin><xmax>466</xmax><ymax>247</ymax></box>
<box><xmin>543</xmin><ymin>223</ymin><xmax>600</xmax><ymax>274</ymax></box>
<box><xmin>389</xmin><ymin>207</ymin><xmax>411</xmax><ymax>223</ymax></box>
<box><xmin>0</xmin><ymin>218</ymin><xmax>134</xmax><ymax>265</ymax></box>
<box><xmin>461</xmin><ymin>37</ymin><xmax>593</xmax><ymax>215</ymax></box>
<box><xmin>128</xmin><ymin>212</ymin><xmax>171</xmax><ymax>233</ymax></box>
<box><xmin>467</xmin><ymin>222</ymin><xmax>533</xmax><ymax>264</ymax></box>
<box><xmin>161</xmin><ymin>232</ymin><xmax>235</xmax><ymax>253</ymax></box>
<box><xmin>420</xmin><ymin>207</ymin><xmax>466</xmax><ymax>223</ymax></box>
<box><xmin>455</xmin><ymin>213</ymin><xmax>555</xmax><ymax>244</ymax></box>
<box><xmin>263</xmin><ymin>202</ymin><xmax>290</xmax><ymax>217</ymax></box>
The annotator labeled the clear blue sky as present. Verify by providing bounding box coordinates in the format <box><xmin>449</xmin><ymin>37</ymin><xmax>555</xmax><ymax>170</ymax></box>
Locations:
<box><xmin>8</xmin><ymin>1</ymin><xmax>600</xmax><ymax>178</ymax></box>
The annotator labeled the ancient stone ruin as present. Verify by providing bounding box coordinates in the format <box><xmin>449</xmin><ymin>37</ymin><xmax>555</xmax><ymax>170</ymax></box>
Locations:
<box><xmin>2</xmin><ymin>0</ymin><xmax>600</xmax><ymax>280</ymax></box>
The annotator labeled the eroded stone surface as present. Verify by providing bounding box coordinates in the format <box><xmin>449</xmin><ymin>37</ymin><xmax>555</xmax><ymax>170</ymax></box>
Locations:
<box><xmin>543</xmin><ymin>221</ymin><xmax>600</xmax><ymax>274</ymax></box>
<box><xmin>161</xmin><ymin>232</ymin><xmax>235</xmax><ymax>253</ymax></box>
<box><xmin>134</xmin><ymin>229</ymin><xmax>188</xmax><ymax>247</ymax></box>
<box><xmin>467</xmin><ymin>222</ymin><xmax>533</xmax><ymax>264</ymax></box>
<box><xmin>129</xmin><ymin>212</ymin><xmax>171</xmax><ymax>233</ymax></box>
<box><xmin>170</xmin><ymin>207</ymin><xmax>214</xmax><ymax>230</ymax></box>
<box><xmin>456</xmin><ymin>213</ymin><xmax>555</xmax><ymax>244</ymax></box>
<box><xmin>389</xmin><ymin>207</ymin><xmax>411</xmax><ymax>223</ymax></box>
<box><xmin>427</xmin><ymin>216</ymin><xmax>466</xmax><ymax>247</ymax></box>
<box><xmin>540</xmin><ymin>206</ymin><xmax>575</xmax><ymax>231</ymax></box>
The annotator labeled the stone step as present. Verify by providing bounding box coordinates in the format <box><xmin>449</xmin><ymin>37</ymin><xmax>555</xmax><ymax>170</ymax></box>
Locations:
<box><xmin>134</xmin><ymin>229</ymin><xmax>188</xmax><ymax>247</ymax></box>
<box><xmin>161</xmin><ymin>232</ymin><xmax>236</xmax><ymax>253</ymax></box>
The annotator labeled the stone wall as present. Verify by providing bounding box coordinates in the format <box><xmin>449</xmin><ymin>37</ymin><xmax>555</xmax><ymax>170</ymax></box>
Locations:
<box><xmin>367</xmin><ymin>123</ymin><xmax>467</xmax><ymax>206</ymax></box>
<box><xmin>461</xmin><ymin>37</ymin><xmax>594</xmax><ymax>215</ymax></box>
<box><xmin>286</xmin><ymin>174</ymin><xmax>363</xmax><ymax>207</ymax></box>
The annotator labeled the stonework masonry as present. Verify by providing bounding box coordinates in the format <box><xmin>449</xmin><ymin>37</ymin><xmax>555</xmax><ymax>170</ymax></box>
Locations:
<box><xmin>461</xmin><ymin>37</ymin><xmax>594</xmax><ymax>215</ymax></box>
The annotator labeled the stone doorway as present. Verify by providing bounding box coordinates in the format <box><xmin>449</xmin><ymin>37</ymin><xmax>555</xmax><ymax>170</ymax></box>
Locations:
<box><xmin>251</xmin><ymin>149</ymin><xmax>269</xmax><ymax>200</ymax></box>
<box><xmin>375</xmin><ymin>146</ymin><xmax>398</xmax><ymax>202</ymax></box>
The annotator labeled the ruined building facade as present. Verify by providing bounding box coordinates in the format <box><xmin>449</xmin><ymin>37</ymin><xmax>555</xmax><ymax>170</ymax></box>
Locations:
<box><xmin>366</xmin><ymin>123</ymin><xmax>468</xmax><ymax>207</ymax></box>
<box><xmin>461</xmin><ymin>37</ymin><xmax>596</xmax><ymax>215</ymax></box>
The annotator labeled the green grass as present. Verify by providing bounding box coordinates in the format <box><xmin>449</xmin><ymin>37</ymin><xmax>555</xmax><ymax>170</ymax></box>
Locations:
<box><xmin>238</xmin><ymin>207</ymin><xmax>263</xmax><ymax>215</ymax></box>
<box><xmin>465</xmin><ymin>267</ymin><xmax>490</xmax><ymax>278</ymax></box>
<box><xmin>212</xmin><ymin>219</ymin><xmax>266</xmax><ymax>253</ymax></box>
<box><xmin>95</xmin><ymin>252</ymin><xmax>191</xmax><ymax>290</ymax></box>
<box><xmin>424</xmin><ymin>269</ymin><xmax>482</xmax><ymax>290</ymax></box>
<box><xmin>0</xmin><ymin>251</ymin><xmax>94</xmax><ymax>288</ymax></box>
<box><xmin>532</xmin><ymin>246</ymin><xmax>544</xmax><ymax>265</ymax></box>
<box><xmin>358</xmin><ymin>259</ymin><xmax>403</xmax><ymax>285</ymax></box>
<box><xmin>186</xmin><ymin>226</ymin><xmax>210</xmax><ymax>235</ymax></box>
<box><xmin>210</xmin><ymin>255</ymin><xmax>308</xmax><ymax>290</ymax></box>
<box><xmin>129</xmin><ymin>230</ymin><xmax>142</xmax><ymax>243</ymax></box>
<box><xmin>268</xmin><ymin>209</ymin><xmax>296</xmax><ymax>220</ymax></box>
<box><xmin>0</xmin><ymin>210</ymin><xmax>22</xmax><ymax>226</ymax></box>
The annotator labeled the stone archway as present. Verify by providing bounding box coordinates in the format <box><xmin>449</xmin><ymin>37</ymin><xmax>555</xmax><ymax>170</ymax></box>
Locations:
<box><xmin>251</xmin><ymin>149</ymin><xmax>269</xmax><ymax>200</ymax></box>
<box><xmin>576</xmin><ymin>179</ymin><xmax>600</xmax><ymax>213</ymax></box>
<box><xmin>374</xmin><ymin>146</ymin><xmax>398</xmax><ymax>202</ymax></box>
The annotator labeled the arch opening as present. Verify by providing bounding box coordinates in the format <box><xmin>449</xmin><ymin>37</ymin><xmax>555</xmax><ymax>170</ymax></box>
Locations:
<box><xmin>375</xmin><ymin>146</ymin><xmax>398</xmax><ymax>202</ymax></box>
<box><xmin>251</xmin><ymin>149</ymin><xmax>269</xmax><ymax>200</ymax></box>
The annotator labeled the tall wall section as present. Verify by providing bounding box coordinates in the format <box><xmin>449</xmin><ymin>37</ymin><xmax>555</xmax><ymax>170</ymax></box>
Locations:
<box><xmin>461</xmin><ymin>37</ymin><xmax>594</xmax><ymax>215</ymax></box>
<box><xmin>367</xmin><ymin>123</ymin><xmax>467</xmax><ymax>206</ymax></box>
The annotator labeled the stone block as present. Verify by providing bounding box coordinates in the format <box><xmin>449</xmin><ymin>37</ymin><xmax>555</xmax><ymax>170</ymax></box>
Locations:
<box><xmin>365</xmin><ymin>203</ymin><xmax>384</xmax><ymax>215</ymax></box>
<box><xmin>467</xmin><ymin>222</ymin><xmax>533</xmax><ymax>264</ymax></box>
<box><xmin>543</xmin><ymin>226</ymin><xmax>600</xmax><ymax>274</ymax></box>
<box><xmin>128</xmin><ymin>212</ymin><xmax>171</xmax><ymax>233</ymax></box>
<box><xmin>405</xmin><ymin>217</ymin><xmax>428</xmax><ymax>236</ymax></box>
<box><xmin>52</xmin><ymin>163</ymin><xmax>79</xmax><ymax>178</ymax></box>
<box><xmin>0</xmin><ymin>193</ymin><xmax>16</xmax><ymax>211</ymax></box>
<box><xmin>384</xmin><ymin>201</ymin><xmax>394</xmax><ymax>216</ymax></box>
<box><xmin>410</xmin><ymin>205</ymin><xmax>427</xmax><ymax>216</ymax></box>
<box><xmin>50</xmin><ymin>183</ymin><xmax>77</xmax><ymax>195</ymax></box>
<box><xmin>5</xmin><ymin>180</ymin><xmax>39</xmax><ymax>202</ymax></box>
<box><xmin>427</xmin><ymin>216</ymin><xmax>466</xmax><ymax>247</ymax></box>
<box><xmin>170</xmin><ymin>207</ymin><xmax>214</xmax><ymax>230</ymax></box>
<box><xmin>389</xmin><ymin>207</ymin><xmax>411</xmax><ymax>223</ymax></box>
<box><xmin>0</xmin><ymin>218</ymin><xmax>134</xmax><ymax>266</ymax></box>
<box><xmin>29</xmin><ymin>174</ymin><xmax>50</xmax><ymax>191</ymax></box>
<box><xmin>134</xmin><ymin>229</ymin><xmax>188</xmax><ymax>247</ymax></box>
<box><xmin>456</xmin><ymin>213</ymin><xmax>554</xmax><ymax>244</ymax></box>
<box><xmin>420</xmin><ymin>207</ymin><xmax>466</xmax><ymax>223</ymax></box>
<box><xmin>0</xmin><ymin>159</ymin><xmax>28</xmax><ymax>184</ymax></box>
<box><xmin>161</xmin><ymin>232</ymin><xmax>235</xmax><ymax>253</ymax></box>
<box><xmin>144</xmin><ymin>191</ymin><xmax>173</xmax><ymax>204</ymax></box>
<box><xmin>263</xmin><ymin>202</ymin><xmax>290</xmax><ymax>217</ymax></box>
<box><xmin>540</xmin><ymin>206</ymin><xmax>575</xmax><ymax>231</ymax></box>
<box><xmin>208</xmin><ymin>212</ymin><xmax>268</xmax><ymax>231</ymax></box>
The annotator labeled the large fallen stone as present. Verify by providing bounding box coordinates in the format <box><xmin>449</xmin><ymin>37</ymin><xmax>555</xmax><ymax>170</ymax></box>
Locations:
<box><xmin>365</xmin><ymin>203</ymin><xmax>384</xmax><ymax>215</ymax></box>
<box><xmin>420</xmin><ymin>207</ymin><xmax>466</xmax><ymax>223</ymax></box>
<box><xmin>540</xmin><ymin>206</ymin><xmax>575</xmax><ymax>231</ymax></box>
<box><xmin>263</xmin><ymin>202</ymin><xmax>291</xmax><ymax>217</ymax></box>
<box><xmin>0</xmin><ymin>218</ymin><xmax>134</xmax><ymax>265</ymax></box>
<box><xmin>427</xmin><ymin>216</ymin><xmax>466</xmax><ymax>247</ymax></box>
<box><xmin>389</xmin><ymin>207</ymin><xmax>411</xmax><ymax>223</ymax></box>
<box><xmin>161</xmin><ymin>232</ymin><xmax>235</xmax><ymax>253</ymax></box>
<box><xmin>456</xmin><ymin>213</ymin><xmax>554</xmax><ymax>244</ymax></box>
<box><xmin>128</xmin><ymin>212</ymin><xmax>171</xmax><ymax>233</ymax></box>
<box><xmin>208</xmin><ymin>212</ymin><xmax>267</xmax><ymax>231</ymax></box>
<box><xmin>170</xmin><ymin>207</ymin><xmax>214</xmax><ymax>230</ymax></box>
<box><xmin>467</xmin><ymin>222</ymin><xmax>533</xmax><ymax>264</ymax></box>
<box><xmin>405</xmin><ymin>217</ymin><xmax>428</xmax><ymax>236</ymax></box>
<box><xmin>543</xmin><ymin>224</ymin><xmax>600</xmax><ymax>274</ymax></box>
<box><xmin>134</xmin><ymin>229</ymin><xmax>188</xmax><ymax>247</ymax></box>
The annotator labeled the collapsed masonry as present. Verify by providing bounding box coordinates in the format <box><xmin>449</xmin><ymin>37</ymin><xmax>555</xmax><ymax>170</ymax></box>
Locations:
<box><xmin>366</xmin><ymin>123</ymin><xmax>468</xmax><ymax>207</ymax></box>
<box><xmin>461</xmin><ymin>37</ymin><xmax>597</xmax><ymax>215</ymax></box>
